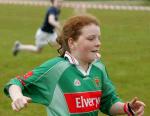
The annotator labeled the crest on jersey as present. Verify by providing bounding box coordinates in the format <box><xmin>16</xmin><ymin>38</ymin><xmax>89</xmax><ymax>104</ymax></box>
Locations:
<box><xmin>74</xmin><ymin>79</ymin><xmax>81</xmax><ymax>86</ymax></box>
<box><xmin>94</xmin><ymin>78</ymin><xmax>100</xmax><ymax>87</ymax></box>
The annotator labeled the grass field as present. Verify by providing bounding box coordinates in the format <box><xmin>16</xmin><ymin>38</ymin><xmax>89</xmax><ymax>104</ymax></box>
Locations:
<box><xmin>0</xmin><ymin>4</ymin><xmax>150</xmax><ymax>116</ymax></box>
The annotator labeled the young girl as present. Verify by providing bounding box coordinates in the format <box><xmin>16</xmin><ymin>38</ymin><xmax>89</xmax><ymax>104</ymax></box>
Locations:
<box><xmin>5</xmin><ymin>15</ymin><xmax>145</xmax><ymax>116</ymax></box>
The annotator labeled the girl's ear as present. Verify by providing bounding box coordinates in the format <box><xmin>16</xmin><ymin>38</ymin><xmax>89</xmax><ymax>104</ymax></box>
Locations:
<box><xmin>68</xmin><ymin>37</ymin><xmax>74</xmax><ymax>50</ymax></box>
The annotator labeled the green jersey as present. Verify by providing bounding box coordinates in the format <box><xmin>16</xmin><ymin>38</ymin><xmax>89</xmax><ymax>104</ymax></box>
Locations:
<box><xmin>4</xmin><ymin>52</ymin><xmax>121</xmax><ymax>116</ymax></box>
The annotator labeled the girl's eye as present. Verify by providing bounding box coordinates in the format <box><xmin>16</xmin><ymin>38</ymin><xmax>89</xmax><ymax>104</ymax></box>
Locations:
<box><xmin>86</xmin><ymin>35</ymin><xmax>95</xmax><ymax>41</ymax></box>
<box><xmin>87</xmin><ymin>37</ymin><xmax>94</xmax><ymax>41</ymax></box>
<box><xmin>86</xmin><ymin>35</ymin><xmax>100</xmax><ymax>41</ymax></box>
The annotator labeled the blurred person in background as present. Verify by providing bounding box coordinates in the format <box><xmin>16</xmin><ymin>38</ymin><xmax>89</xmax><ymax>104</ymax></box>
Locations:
<box><xmin>13</xmin><ymin>0</ymin><xmax>63</xmax><ymax>56</ymax></box>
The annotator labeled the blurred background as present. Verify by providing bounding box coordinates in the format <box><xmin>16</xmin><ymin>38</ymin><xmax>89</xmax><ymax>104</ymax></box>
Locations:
<box><xmin>0</xmin><ymin>0</ymin><xmax>150</xmax><ymax>116</ymax></box>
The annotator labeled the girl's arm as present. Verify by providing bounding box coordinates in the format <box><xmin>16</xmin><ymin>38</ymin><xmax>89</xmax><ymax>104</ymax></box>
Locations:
<box><xmin>9</xmin><ymin>85</ymin><xmax>31</xmax><ymax>111</ymax></box>
<box><xmin>110</xmin><ymin>97</ymin><xmax>145</xmax><ymax>116</ymax></box>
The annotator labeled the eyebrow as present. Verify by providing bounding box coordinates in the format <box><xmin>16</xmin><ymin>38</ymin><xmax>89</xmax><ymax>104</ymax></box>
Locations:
<box><xmin>85</xmin><ymin>34</ymin><xmax>101</xmax><ymax>37</ymax></box>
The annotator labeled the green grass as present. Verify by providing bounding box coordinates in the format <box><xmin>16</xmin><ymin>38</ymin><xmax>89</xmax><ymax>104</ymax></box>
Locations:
<box><xmin>0</xmin><ymin>4</ymin><xmax>150</xmax><ymax>116</ymax></box>
<box><xmin>88</xmin><ymin>9</ymin><xmax>150</xmax><ymax>115</ymax></box>
<box><xmin>67</xmin><ymin>0</ymin><xmax>150</xmax><ymax>6</ymax></box>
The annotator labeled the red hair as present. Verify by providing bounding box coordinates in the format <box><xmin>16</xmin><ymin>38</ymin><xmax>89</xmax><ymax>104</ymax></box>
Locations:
<box><xmin>57</xmin><ymin>15</ymin><xmax>99</xmax><ymax>56</ymax></box>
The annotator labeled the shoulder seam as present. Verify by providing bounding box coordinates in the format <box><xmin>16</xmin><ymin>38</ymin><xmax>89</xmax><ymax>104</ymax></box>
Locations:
<box><xmin>26</xmin><ymin>61</ymin><xmax>70</xmax><ymax>85</ymax></box>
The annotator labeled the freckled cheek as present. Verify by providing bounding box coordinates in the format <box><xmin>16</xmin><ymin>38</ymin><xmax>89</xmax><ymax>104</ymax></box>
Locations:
<box><xmin>77</xmin><ymin>44</ymin><xmax>86</xmax><ymax>51</ymax></box>
<box><xmin>81</xmin><ymin>46</ymin><xmax>87</xmax><ymax>50</ymax></box>
<box><xmin>80</xmin><ymin>46</ymin><xmax>90</xmax><ymax>53</ymax></box>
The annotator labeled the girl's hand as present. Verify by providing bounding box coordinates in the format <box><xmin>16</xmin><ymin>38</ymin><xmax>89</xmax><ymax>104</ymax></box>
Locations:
<box><xmin>11</xmin><ymin>96</ymin><xmax>31</xmax><ymax>111</ymax></box>
<box><xmin>9</xmin><ymin>85</ymin><xmax>32</xmax><ymax>111</ymax></box>
<box><xmin>129</xmin><ymin>97</ymin><xmax>145</xmax><ymax>116</ymax></box>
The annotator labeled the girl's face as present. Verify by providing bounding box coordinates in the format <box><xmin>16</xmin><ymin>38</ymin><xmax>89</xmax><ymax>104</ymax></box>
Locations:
<box><xmin>69</xmin><ymin>24</ymin><xmax>101</xmax><ymax>64</ymax></box>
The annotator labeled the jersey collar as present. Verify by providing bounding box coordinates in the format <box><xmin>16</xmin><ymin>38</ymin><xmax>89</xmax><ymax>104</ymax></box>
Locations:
<box><xmin>64</xmin><ymin>51</ymin><xmax>79</xmax><ymax>65</ymax></box>
<box><xmin>64</xmin><ymin>51</ymin><xmax>101</xmax><ymax>76</ymax></box>
<box><xmin>64</xmin><ymin>51</ymin><xmax>100</xmax><ymax>65</ymax></box>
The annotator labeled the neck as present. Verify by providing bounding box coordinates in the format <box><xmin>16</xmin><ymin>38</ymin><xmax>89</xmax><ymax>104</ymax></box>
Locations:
<box><xmin>70</xmin><ymin>52</ymin><xmax>90</xmax><ymax>72</ymax></box>
<box><xmin>78</xmin><ymin>61</ymin><xmax>89</xmax><ymax>72</ymax></box>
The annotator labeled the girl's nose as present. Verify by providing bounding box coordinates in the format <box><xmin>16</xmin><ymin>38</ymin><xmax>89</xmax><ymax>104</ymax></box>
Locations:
<box><xmin>96</xmin><ymin>39</ymin><xmax>101</xmax><ymax>47</ymax></box>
